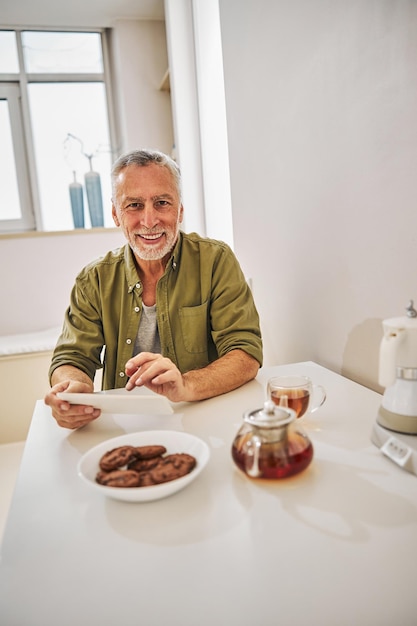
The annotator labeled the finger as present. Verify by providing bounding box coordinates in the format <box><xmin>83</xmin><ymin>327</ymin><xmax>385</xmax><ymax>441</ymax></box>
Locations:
<box><xmin>55</xmin><ymin>409</ymin><xmax>101</xmax><ymax>430</ymax></box>
<box><xmin>55</xmin><ymin>408</ymin><xmax>100</xmax><ymax>428</ymax></box>
<box><xmin>56</xmin><ymin>416</ymin><xmax>93</xmax><ymax>429</ymax></box>
<box><xmin>126</xmin><ymin>353</ymin><xmax>167</xmax><ymax>379</ymax></box>
<box><xmin>125</xmin><ymin>352</ymin><xmax>159</xmax><ymax>373</ymax></box>
<box><xmin>125</xmin><ymin>368</ymin><xmax>144</xmax><ymax>390</ymax></box>
<box><xmin>125</xmin><ymin>355</ymin><xmax>166</xmax><ymax>390</ymax></box>
<box><xmin>58</xmin><ymin>403</ymin><xmax>98</xmax><ymax>415</ymax></box>
<box><xmin>147</xmin><ymin>368</ymin><xmax>178</xmax><ymax>386</ymax></box>
<box><xmin>132</xmin><ymin>360</ymin><xmax>171</xmax><ymax>385</ymax></box>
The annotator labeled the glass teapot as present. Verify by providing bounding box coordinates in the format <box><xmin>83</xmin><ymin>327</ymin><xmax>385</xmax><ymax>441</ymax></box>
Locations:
<box><xmin>231</xmin><ymin>401</ymin><xmax>314</xmax><ymax>479</ymax></box>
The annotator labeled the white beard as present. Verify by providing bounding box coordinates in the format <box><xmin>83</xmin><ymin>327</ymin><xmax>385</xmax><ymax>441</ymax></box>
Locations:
<box><xmin>130</xmin><ymin>226</ymin><xmax>180</xmax><ymax>261</ymax></box>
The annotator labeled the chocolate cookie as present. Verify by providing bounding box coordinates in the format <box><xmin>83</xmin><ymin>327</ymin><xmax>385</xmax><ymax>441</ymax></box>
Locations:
<box><xmin>137</xmin><ymin>471</ymin><xmax>157</xmax><ymax>487</ymax></box>
<box><xmin>149</xmin><ymin>453</ymin><xmax>196</xmax><ymax>484</ymax></box>
<box><xmin>99</xmin><ymin>445</ymin><xmax>138</xmax><ymax>471</ymax></box>
<box><xmin>134</xmin><ymin>445</ymin><xmax>167</xmax><ymax>459</ymax></box>
<box><xmin>128</xmin><ymin>456</ymin><xmax>163</xmax><ymax>472</ymax></box>
<box><xmin>96</xmin><ymin>469</ymin><xmax>141</xmax><ymax>488</ymax></box>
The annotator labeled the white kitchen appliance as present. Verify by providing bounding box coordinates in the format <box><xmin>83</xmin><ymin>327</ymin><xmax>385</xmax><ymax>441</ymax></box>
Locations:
<box><xmin>371</xmin><ymin>300</ymin><xmax>417</xmax><ymax>475</ymax></box>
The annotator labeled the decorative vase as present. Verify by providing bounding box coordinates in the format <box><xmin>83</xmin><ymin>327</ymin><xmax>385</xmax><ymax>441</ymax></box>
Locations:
<box><xmin>85</xmin><ymin>156</ymin><xmax>104</xmax><ymax>227</ymax></box>
<box><xmin>69</xmin><ymin>171</ymin><xmax>85</xmax><ymax>228</ymax></box>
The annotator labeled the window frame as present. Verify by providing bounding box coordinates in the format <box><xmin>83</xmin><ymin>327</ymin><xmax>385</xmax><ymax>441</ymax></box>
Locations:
<box><xmin>0</xmin><ymin>27</ymin><xmax>117</xmax><ymax>234</ymax></box>
<box><xmin>0</xmin><ymin>82</ymin><xmax>35</xmax><ymax>232</ymax></box>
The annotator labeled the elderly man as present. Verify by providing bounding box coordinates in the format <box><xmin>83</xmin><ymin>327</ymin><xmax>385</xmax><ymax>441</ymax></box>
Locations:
<box><xmin>45</xmin><ymin>149</ymin><xmax>262</xmax><ymax>429</ymax></box>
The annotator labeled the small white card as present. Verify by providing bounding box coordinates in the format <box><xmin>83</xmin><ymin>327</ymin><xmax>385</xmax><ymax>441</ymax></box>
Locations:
<box><xmin>57</xmin><ymin>387</ymin><xmax>173</xmax><ymax>415</ymax></box>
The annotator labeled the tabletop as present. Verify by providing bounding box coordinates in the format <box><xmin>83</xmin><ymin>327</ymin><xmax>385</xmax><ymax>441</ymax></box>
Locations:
<box><xmin>1</xmin><ymin>361</ymin><xmax>417</xmax><ymax>626</ymax></box>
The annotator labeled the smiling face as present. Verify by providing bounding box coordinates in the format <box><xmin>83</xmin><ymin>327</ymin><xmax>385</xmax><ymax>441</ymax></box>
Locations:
<box><xmin>112</xmin><ymin>163</ymin><xmax>184</xmax><ymax>263</ymax></box>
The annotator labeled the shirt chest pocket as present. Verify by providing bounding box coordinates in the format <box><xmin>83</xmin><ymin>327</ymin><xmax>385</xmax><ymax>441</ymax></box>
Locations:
<box><xmin>178</xmin><ymin>302</ymin><xmax>209</xmax><ymax>354</ymax></box>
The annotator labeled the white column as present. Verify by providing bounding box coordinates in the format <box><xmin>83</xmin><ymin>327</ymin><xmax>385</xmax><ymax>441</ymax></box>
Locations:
<box><xmin>164</xmin><ymin>0</ymin><xmax>206</xmax><ymax>236</ymax></box>
<box><xmin>164</xmin><ymin>0</ymin><xmax>234</xmax><ymax>247</ymax></box>
<box><xmin>192</xmin><ymin>0</ymin><xmax>234</xmax><ymax>248</ymax></box>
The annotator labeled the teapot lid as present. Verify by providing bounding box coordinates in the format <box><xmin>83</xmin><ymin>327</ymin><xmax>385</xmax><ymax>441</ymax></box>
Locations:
<box><xmin>383</xmin><ymin>300</ymin><xmax>417</xmax><ymax>329</ymax></box>
<box><xmin>243</xmin><ymin>401</ymin><xmax>296</xmax><ymax>427</ymax></box>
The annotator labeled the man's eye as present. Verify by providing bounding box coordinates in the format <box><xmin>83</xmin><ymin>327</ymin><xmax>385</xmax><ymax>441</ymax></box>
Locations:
<box><xmin>127</xmin><ymin>203</ymin><xmax>141</xmax><ymax>210</ymax></box>
<box><xmin>156</xmin><ymin>200</ymin><xmax>169</xmax><ymax>208</ymax></box>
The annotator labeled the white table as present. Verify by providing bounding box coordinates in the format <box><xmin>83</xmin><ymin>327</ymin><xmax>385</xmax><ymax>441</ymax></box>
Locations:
<box><xmin>1</xmin><ymin>362</ymin><xmax>417</xmax><ymax>626</ymax></box>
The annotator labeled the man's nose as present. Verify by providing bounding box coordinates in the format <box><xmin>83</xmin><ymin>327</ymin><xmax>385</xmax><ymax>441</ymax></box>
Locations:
<box><xmin>140</xmin><ymin>205</ymin><xmax>158</xmax><ymax>229</ymax></box>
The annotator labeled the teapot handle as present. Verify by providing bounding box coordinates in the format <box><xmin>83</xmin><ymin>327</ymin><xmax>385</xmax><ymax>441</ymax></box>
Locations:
<box><xmin>244</xmin><ymin>435</ymin><xmax>262</xmax><ymax>478</ymax></box>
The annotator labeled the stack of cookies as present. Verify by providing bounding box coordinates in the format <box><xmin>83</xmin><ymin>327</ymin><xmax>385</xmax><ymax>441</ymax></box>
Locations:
<box><xmin>96</xmin><ymin>445</ymin><xmax>196</xmax><ymax>488</ymax></box>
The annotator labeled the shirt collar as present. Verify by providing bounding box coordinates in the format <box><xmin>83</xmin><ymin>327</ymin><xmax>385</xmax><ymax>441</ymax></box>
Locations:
<box><xmin>169</xmin><ymin>230</ymin><xmax>183</xmax><ymax>271</ymax></box>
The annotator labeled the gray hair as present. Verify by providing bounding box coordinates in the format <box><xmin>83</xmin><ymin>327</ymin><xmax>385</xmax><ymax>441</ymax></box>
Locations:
<box><xmin>111</xmin><ymin>148</ymin><xmax>182</xmax><ymax>203</ymax></box>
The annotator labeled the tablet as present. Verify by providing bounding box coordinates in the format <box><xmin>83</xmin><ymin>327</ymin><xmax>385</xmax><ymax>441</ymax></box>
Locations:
<box><xmin>57</xmin><ymin>387</ymin><xmax>173</xmax><ymax>415</ymax></box>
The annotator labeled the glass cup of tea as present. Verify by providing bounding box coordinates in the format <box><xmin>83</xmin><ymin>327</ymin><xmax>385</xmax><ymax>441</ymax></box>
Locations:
<box><xmin>267</xmin><ymin>375</ymin><xmax>326</xmax><ymax>418</ymax></box>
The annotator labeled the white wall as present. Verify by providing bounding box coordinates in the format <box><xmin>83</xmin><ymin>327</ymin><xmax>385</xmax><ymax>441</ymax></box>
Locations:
<box><xmin>0</xmin><ymin>229</ymin><xmax>124</xmax><ymax>335</ymax></box>
<box><xmin>110</xmin><ymin>20</ymin><xmax>173</xmax><ymax>154</ymax></box>
<box><xmin>219</xmin><ymin>0</ymin><xmax>417</xmax><ymax>391</ymax></box>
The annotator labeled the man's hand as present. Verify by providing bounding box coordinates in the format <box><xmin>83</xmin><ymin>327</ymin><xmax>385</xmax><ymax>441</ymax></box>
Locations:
<box><xmin>125</xmin><ymin>350</ymin><xmax>260</xmax><ymax>402</ymax></box>
<box><xmin>125</xmin><ymin>352</ymin><xmax>188</xmax><ymax>402</ymax></box>
<box><xmin>45</xmin><ymin>366</ymin><xmax>100</xmax><ymax>429</ymax></box>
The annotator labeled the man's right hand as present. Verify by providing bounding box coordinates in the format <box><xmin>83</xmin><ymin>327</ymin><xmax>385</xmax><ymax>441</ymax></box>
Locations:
<box><xmin>45</xmin><ymin>377</ymin><xmax>101</xmax><ymax>430</ymax></box>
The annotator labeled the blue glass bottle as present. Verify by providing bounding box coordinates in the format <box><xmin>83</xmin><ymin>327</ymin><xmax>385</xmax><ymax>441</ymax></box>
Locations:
<box><xmin>85</xmin><ymin>156</ymin><xmax>104</xmax><ymax>227</ymax></box>
<box><xmin>69</xmin><ymin>171</ymin><xmax>85</xmax><ymax>228</ymax></box>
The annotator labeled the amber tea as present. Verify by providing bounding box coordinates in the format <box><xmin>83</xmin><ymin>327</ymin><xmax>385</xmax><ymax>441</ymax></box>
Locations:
<box><xmin>270</xmin><ymin>388</ymin><xmax>310</xmax><ymax>418</ymax></box>
<box><xmin>268</xmin><ymin>375</ymin><xmax>326</xmax><ymax>419</ymax></box>
<box><xmin>232</xmin><ymin>432</ymin><xmax>313</xmax><ymax>479</ymax></box>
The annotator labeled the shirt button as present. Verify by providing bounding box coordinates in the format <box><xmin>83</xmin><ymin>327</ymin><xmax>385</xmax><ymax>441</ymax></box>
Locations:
<box><xmin>134</xmin><ymin>307</ymin><xmax>140</xmax><ymax>312</ymax></box>
<box><xmin>119</xmin><ymin>372</ymin><xmax>125</xmax><ymax>378</ymax></box>
<box><xmin>126</xmin><ymin>338</ymin><xmax>132</xmax><ymax>345</ymax></box>
<box><xmin>136</xmin><ymin>282</ymin><xmax>140</xmax><ymax>289</ymax></box>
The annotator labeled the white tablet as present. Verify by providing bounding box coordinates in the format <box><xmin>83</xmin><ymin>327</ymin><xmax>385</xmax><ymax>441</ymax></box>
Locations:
<box><xmin>57</xmin><ymin>387</ymin><xmax>173</xmax><ymax>415</ymax></box>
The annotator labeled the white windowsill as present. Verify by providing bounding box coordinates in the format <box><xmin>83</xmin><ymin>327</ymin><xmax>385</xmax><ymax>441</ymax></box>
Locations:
<box><xmin>0</xmin><ymin>226</ymin><xmax>120</xmax><ymax>241</ymax></box>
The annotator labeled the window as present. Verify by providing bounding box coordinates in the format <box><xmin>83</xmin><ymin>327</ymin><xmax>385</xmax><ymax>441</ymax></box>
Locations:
<box><xmin>0</xmin><ymin>29</ymin><xmax>115</xmax><ymax>233</ymax></box>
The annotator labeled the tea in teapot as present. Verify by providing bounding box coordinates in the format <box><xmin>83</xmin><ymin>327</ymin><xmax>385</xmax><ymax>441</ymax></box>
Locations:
<box><xmin>231</xmin><ymin>402</ymin><xmax>313</xmax><ymax>479</ymax></box>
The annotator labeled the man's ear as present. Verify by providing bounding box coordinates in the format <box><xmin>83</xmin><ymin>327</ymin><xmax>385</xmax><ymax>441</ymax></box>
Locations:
<box><xmin>112</xmin><ymin>203</ymin><xmax>120</xmax><ymax>227</ymax></box>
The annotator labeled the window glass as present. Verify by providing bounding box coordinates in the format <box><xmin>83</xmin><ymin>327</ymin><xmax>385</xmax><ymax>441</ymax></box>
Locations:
<box><xmin>0</xmin><ymin>99</ymin><xmax>21</xmax><ymax>220</ymax></box>
<box><xmin>0</xmin><ymin>31</ymin><xmax>19</xmax><ymax>73</ymax></box>
<box><xmin>0</xmin><ymin>29</ymin><xmax>114</xmax><ymax>233</ymax></box>
<box><xmin>28</xmin><ymin>82</ymin><xmax>112</xmax><ymax>231</ymax></box>
<box><xmin>22</xmin><ymin>31</ymin><xmax>103</xmax><ymax>74</ymax></box>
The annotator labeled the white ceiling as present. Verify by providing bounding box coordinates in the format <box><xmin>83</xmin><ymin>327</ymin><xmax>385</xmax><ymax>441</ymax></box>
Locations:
<box><xmin>0</xmin><ymin>0</ymin><xmax>165</xmax><ymax>28</ymax></box>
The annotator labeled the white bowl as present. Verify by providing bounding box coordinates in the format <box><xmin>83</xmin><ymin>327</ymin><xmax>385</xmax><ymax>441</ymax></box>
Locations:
<box><xmin>77</xmin><ymin>430</ymin><xmax>210</xmax><ymax>502</ymax></box>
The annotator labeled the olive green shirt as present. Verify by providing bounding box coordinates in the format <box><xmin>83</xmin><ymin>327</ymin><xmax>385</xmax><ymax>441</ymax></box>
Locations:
<box><xmin>49</xmin><ymin>231</ymin><xmax>263</xmax><ymax>390</ymax></box>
